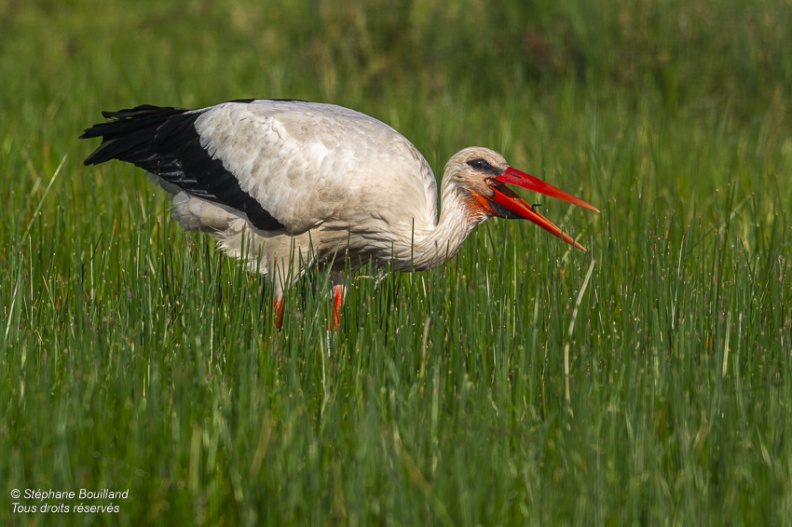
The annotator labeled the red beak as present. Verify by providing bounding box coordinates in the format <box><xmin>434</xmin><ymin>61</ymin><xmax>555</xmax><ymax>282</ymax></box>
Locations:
<box><xmin>488</xmin><ymin>166</ymin><xmax>599</xmax><ymax>252</ymax></box>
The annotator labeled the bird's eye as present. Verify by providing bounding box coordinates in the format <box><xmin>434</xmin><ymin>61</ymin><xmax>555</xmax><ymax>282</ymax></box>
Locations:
<box><xmin>467</xmin><ymin>158</ymin><xmax>493</xmax><ymax>171</ymax></box>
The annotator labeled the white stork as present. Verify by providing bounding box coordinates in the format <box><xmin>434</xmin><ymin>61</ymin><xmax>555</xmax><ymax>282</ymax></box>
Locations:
<box><xmin>81</xmin><ymin>100</ymin><xmax>598</xmax><ymax>329</ymax></box>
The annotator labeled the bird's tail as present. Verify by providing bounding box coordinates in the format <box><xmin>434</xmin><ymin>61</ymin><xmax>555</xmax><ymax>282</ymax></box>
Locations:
<box><xmin>80</xmin><ymin>105</ymin><xmax>191</xmax><ymax>167</ymax></box>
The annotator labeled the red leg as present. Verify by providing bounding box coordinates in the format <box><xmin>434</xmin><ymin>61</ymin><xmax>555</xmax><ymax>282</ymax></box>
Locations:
<box><xmin>328</xmin><ymin>283</ymin><xmax>344</xmax><ymax>331</ymax></box>
<box><xmin>273</xmin><ymin>296</ymin><xmax>284</xmax><ymax>330</ymax></box>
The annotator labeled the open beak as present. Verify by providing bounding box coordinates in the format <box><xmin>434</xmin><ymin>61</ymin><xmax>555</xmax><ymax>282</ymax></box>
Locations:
<box><xmin>488</xmin><ymin>166</ymin><xmax>599</xmax><ymax>252</ymax></box>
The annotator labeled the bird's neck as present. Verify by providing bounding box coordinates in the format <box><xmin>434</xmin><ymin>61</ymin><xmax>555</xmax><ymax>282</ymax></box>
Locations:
<box><xmin>407</xmin><ymin>183</ymin><xmax>484</xmax><ymax>270</ymax></box>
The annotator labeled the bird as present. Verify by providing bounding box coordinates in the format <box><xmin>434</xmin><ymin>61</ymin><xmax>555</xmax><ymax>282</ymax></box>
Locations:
<box><xmin>81</xmin><ymin>99</ymin><xmax>598</xmax><ymax>329</ymax></box>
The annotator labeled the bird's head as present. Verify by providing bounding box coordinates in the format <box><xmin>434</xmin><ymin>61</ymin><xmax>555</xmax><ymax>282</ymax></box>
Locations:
<box><xmin>446</xmin><ymin>147</ymin><xmax>599</xmax><ymax>252</ymax></box>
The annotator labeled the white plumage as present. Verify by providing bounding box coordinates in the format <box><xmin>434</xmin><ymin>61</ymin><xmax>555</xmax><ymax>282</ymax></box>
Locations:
<box><xmin>82</xmin><ymin>99</ymin><xmax>597</xmax><ymax>328</ymax></box>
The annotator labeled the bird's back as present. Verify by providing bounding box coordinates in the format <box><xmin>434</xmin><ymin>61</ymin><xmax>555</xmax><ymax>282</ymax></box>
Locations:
<box><xmin>84</xmin><ymin>100</ymin><xmax>439</xmax><ymax>235</ymax></box>
<box><xmin>205</xmin><ymin>101</ymin><xmax>439</xmax><ymax>233</ymax></box>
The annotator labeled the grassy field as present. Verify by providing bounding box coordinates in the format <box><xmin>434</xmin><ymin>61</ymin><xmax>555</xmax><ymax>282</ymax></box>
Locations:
<box><xmin>2</xmin><ymin>0</ymin><xmax>791</xmax><ymax>525</ymax></box>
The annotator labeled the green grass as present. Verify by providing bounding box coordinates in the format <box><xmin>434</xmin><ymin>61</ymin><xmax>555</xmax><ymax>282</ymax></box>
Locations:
<box><xmin>2</xmin><ymin>0</ymin><xmax>791</xmax><ymax>525</ymax></box>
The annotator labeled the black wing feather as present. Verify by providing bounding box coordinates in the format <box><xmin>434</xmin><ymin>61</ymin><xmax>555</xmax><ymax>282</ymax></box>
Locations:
<box><xmin>81</xmin><ymin>104</ymin><xmax>285</xmax><ymax>231</ymax></box>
